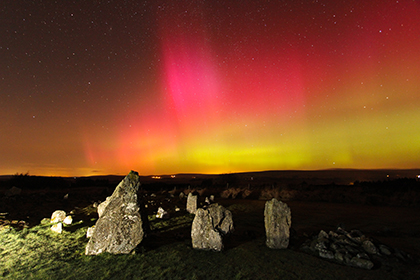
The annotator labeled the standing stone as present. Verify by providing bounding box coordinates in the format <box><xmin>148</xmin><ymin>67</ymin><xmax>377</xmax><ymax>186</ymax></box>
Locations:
<box><xmin>191</xmin><ymin>204</ymin><xmax>234</xmax><ymax>251</ymax></box>
<box><xmin>186</xmin><ymin>193</ymin><xmax>198</xmax><ymax>214</ymax></box>
<box><xmin>264</xmin><ymin>198</ymin><xmax>291</xmax><ymax>249</ymax></box>
<box><xmin>85</xmin><ymin>171</ymin><xmax>148</xmax><ymax>255</ymax></box>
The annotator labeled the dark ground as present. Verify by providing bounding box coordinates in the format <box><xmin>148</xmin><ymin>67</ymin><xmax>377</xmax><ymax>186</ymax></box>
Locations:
<box><xmin>1</xmin><ymin>169</ymin><xmax>420</xmax><ymax>278</ymax></box>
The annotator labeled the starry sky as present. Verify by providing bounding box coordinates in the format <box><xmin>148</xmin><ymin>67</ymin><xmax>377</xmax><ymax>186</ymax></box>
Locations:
<box><xmin>1</xmin><ymin>0</ymin><xmax>420</xmax><ymax>176</ymax></box>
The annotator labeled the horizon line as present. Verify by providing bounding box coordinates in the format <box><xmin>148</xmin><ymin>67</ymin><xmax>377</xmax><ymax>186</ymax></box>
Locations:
<box><xmin>2</xmin><ymin>167</ymin><xmax>420</xmax><ymax>178</ymax></box>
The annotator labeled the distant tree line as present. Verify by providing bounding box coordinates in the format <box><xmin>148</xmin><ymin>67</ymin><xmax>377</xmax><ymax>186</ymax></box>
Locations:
<box><xmin>0</xmin><ymin>173</ymin><xmax>113</xmax><ymax>190</ymax></box>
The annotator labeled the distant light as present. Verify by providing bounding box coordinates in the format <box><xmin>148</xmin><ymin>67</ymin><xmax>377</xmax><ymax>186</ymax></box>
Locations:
<box><xmin>417</xmin><ymin>175</ymin><xmax>420</xmax><ymax>179</ymax></box>
<box><xmin>171</xmin><ymin>175</ymin><xmax>176</xmax><ymax>178</ymax></box>
<box><xmin>152</xmin><ymin>176</ymin><xmax>161</xmax><ymax>179</ymax></box>
<box><xmin>387</xmin><ymin>174</ymin><xmax>389</xmax><ymax>178</ymax></box>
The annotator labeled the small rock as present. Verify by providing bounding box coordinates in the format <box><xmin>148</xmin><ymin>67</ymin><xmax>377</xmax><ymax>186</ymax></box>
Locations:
<box><xmin>319</xmin><ymin>249</ymin><xmax>335</xmax><ymax>259</ymax></box>
<box><xmin>379</xmin><ymin>244</ymin><xmax>392</xmax><ymax>256</ymax></box>
<box><xmin>51</xmin><ymin>210</ymin><xmax>66</xmax><ymax>223</ymax></box>
<box><xmin>63</xmin><ymin>193</ymin><xmax>69</xmax><ymax>200</ymax></box>
<box><xmin>350</xmin><ymin>257</ymin><xmax>374</xmax><ymax>270</ymax></box>
<box><xmin>51</xmin><ymin>223</ymin><xmax>63</xmax><ymax>234</ymax></box>
<box><xmin>315</xmin><ymin>241</ymin><xmax>328</xmax><ymax>251</ymax></box>
<box><xmin>156</xmin><ymin>207</ymin><xmax>169</xmax><ymax>219</ymax></box>
<box><xmin>357</xmin><ymin>252</ymin><xmax>370</xmax><ymax>260</ymax></box>
<box><xmin>362</xmin><ymin>240</ymin><xmax>378</xmax><ymax>255</ymax></box>
<box><xmin>336</xmin><ymin>227</ymin><xmax>347</xmax><ymax>235</ymax></box>
<box><xmin>328</xmin><ymin>230</ymin><xmax>339</xmax><ymax>239</ymax></box>
<box><xmin>334</xmin><ymin>251</ymin><xmax>344</xmax><ymax>262</ymax></box>
<box><xmin>318</xmin><ymin>230</ymin><xmax>329</xmax><ymax>241</ymax></box>
<box><xmin>63</xmin><ymin>216</ymin><xmax>73</xmax><ymax>225</ymax></box>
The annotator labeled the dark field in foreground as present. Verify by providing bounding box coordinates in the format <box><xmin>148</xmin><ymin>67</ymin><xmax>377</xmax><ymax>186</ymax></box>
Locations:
<box><xmin>1</xmin><ymin>169</ymin><xmax>420</xmax><ymax>279</ymax></box>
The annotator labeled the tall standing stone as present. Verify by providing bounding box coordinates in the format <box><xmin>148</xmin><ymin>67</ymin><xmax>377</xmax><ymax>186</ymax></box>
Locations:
<box><xmin>186</xmin><ymin>193</ymin><xmax>198</xmax><ymax>214</ymax></box>
<box><xmin>191</xmin><ymin>204</ymin><xmax>234</xmax><ymax>251</ymax></box>
<box><xmin>264</xmin><ymin>198</ymin><xmax>291</xmax><ymax>249</ymax></box>
<box><xmin>85</xmin><ymin>171</ymin><xmax>148</xmax><ymax>255</ymax></box>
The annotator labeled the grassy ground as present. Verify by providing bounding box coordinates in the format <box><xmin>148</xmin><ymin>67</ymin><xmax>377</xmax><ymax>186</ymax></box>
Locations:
<box><xmin>1</xmin><ymin>204</ymin><xmax>419</xmax><ymax>279</ymax></box>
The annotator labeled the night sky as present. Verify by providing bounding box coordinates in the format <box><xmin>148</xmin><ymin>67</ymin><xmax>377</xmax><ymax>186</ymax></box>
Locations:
<box><xmin>1</xmin><ymin>0</ymin><xmax>420</xmax><ymax>176</ymax></box>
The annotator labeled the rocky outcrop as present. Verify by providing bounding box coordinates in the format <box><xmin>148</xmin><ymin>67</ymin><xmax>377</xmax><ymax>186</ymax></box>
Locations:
<box><xmin>186</xmin><ymin>193</ymin><xmax>197</xmax><ymax>214</ymax></box>
<box><xmin>264</xmin><ymin>198</ymin><xmax>291</xmax><ymax>249</ymax></box>
<box><xmin>85</xmin><ymin>171</ymin><xmax>148</xmax><ymax>255</ymax></box>
<box><xmin>301</xmin><ymin>227</ymin><xmax>414</xmax><ymax>269</ymax></box>
<box><xmin>191</xmin><ymin>204</ymin><xmax>234</xmax><ymax>251</ymax></box>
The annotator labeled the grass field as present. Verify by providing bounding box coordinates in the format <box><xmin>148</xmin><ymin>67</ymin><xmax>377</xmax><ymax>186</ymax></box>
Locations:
<box><xmin>1</xmin><ymin>202</ymin><xmax>419</xmax><ymax>280</ymax></box>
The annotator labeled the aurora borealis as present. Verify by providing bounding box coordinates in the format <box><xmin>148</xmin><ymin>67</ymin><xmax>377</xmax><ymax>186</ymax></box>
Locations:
<box><xmin>1</xmin><ymin>0</ymin><xmax>420</xmax><ymax>176</ymax></box>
